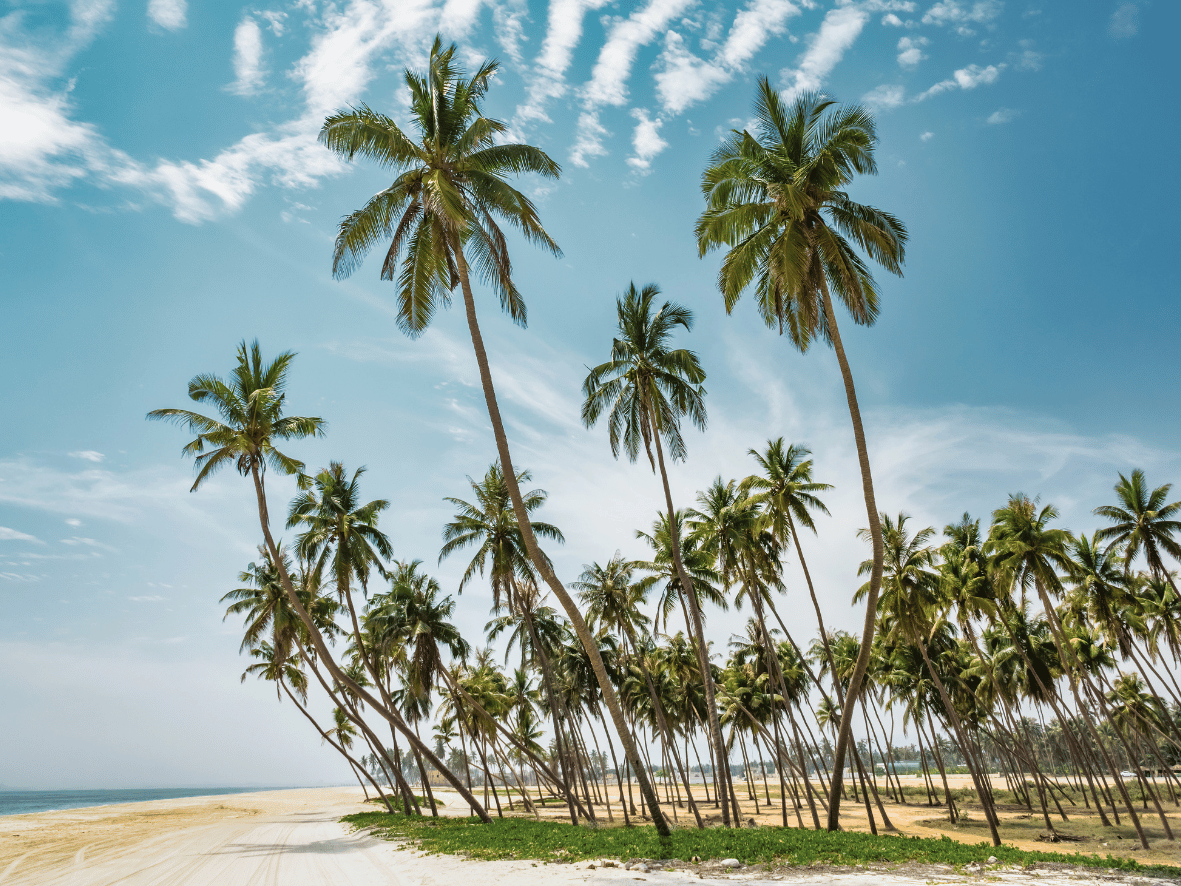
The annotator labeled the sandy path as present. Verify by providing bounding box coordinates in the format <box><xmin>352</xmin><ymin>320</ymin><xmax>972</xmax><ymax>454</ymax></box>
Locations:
<box><xmin>1</xmin><ymin>787</ymin><xmax>1174</xmax><ymax>886</ymax></box>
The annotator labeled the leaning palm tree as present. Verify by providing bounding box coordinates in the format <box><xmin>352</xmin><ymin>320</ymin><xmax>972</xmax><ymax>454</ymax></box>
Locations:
<box><xmin>319</xmin><ymin>38</ymin><xmax>668</xmax><ymax>833</ymax></box>
<box><xmin>149</xmin><ymin>342</ymin><xmax>490</xmax><ymax>820</ymax></box>
<box><xmin>696</xmin><ymin>83</ymin><xmax>907</xmax><ymax>828</ymax></box>
<box><xmin>288</xmin><ymin>462</ymin><xmax>393</xmax><ymax>667</ymax></box>
<box><xmin>1094</xmin><ymin>469</ymin><xmax>1181</xmax><ymax>597</ymax></box>
<box><xmin>581</xmin><ymin>282</ymin><xmax>731</xmax><ymax>822</ymax></box>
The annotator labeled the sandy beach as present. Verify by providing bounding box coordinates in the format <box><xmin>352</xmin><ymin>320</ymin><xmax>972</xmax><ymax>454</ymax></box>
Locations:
<box><xmin>1</xmin><ymin>785</ymin><xmax>1177</xmax><ymax>886</ymax></box>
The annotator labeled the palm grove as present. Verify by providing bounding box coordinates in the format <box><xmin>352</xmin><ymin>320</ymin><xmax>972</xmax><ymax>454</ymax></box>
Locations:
<box><xmin>150</xmin><ymin>40</ymin><xmax>1181</xmax><ymax>848</ymax></box>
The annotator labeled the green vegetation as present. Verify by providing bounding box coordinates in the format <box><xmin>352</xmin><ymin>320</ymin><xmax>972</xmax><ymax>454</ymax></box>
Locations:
<box><xmin>342</xmin><ymin>812</ymin><xmax>1181</xmax><ymax>877</ymax></box>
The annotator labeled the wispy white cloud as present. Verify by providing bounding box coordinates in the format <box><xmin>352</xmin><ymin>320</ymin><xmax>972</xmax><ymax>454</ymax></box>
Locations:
<box><xmin>1109</xmin><ymin>2</ymin><xmax>1139</xmax><ymax>38</ymax></box>
<box><xmin>0</xmin><ymin>0</ymin><xmax>121</xmax><ymax>202</ymax></box>
<box><xmin>570</xmin><ymin>0</ymin><xmax>695</xmax><ymax>167</ymax></box>
<box><xmin>69</xmin><ymin>450</ymin><xmax>105</xmax><ymax>462</ymax></box>
<box><xmin>920</xmin><ymin>130</ymin><xmax>934</xmax><ymax>140</ymax></box>
<box><xmin>986</xmin><ymin>106</ymin><xmax>1018</xmax><ymax>124</ymax></box>
<box><xmin>1014</xmin><ymin>46</ymin><xmax>1043</xmax><ymax>70</ymax></box>
<box><xmin>921</xmin><ymin>0</ymin><xmax>1002</xmax><ymax>35</ymax></box>
<box><xmin>583</xmin><ymin>0</ymin><xmax>696</xmax><ymax>108</ymax></box>
<box><xmin>862</xmin><ymin>83</ymin><xmax>906</xmax><ymax>109</ymax></box>
<box><xmin>0</xmin><ymin>527</ymin><xmax>38</xmax><ymax>542</ymax></box>
<box><xmin>779</xmin><ymin>5</ymin><xmax>869</xmax><ymax>104</ymax></box>
<box><xmin>147</xmin><ymin>0</ymin><xmax>188</xmax><ymax>31</ymax></box>
<box><xmin>896</xmin><ymin>35</ymin><xmax>928</xmax><ymax>67</ymax></box>
<box><xmin>914</xmin><ymin>62</ymin><xmax>1004</xmax><ymax>100</ymax></box>
<box><xmin>626</xmin><ymin>108</ymin><xmax>669</xmax><ymax>173</ymax></box>
<box><xmin>569</xmin><ymin>111</ymin><xmax>611</xmax><ymax>168</ymax></box>
<box><xmin>61</xmin><ymin>536</ymin><xmax>118</xmax><ymax>552</ymax></box>
<box><xmin>653</xmin><ymin>0</ymin><xmax>801</xmax><ymax>116</ymax></box>
<box><xmin>513</xmin><ymin>0</ymin><xmax>613</xmax><ymax>129</ymax></box>
<box><xmin>228</xmin><ymin>17</ymin><xmax>266</xmax><ymax>96</ymax></box>
<box><xmin>128</xmin><ymin>594</ymin><xmax>166</xmax><ymax>602</ymax></box>
<box><xmin>0</xmin><ymin>0</ymin><xmax>449</xmax><ymax>221</ymax></box>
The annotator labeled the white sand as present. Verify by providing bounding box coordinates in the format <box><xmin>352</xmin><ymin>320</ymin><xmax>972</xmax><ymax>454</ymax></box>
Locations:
<box><xmin>0</xmin><ymin>787</ymin><xmax>1171</xmax><ymax>886</ymax></box>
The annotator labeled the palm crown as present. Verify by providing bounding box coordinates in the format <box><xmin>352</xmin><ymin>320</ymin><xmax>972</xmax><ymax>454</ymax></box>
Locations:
<box><xmin>318</xmin><ymin>36</ymin><xmax>560</xmax><ymax>335</ymax></box>
<box><xmin>287</xmin><ymin>462</ymin><xmax>394</xmax><ymax>600</ymax></box>
<box><xmin>696</xmin><ymin>82</ymin><xmax>906</xmax><ymax>347</ymax></box>
<box><xmin>147</xmin><ymin>340</ymin><xmax>324</xmax><ymax>490</ymax></box>
<box><xmin>1093</xmin><ymin>469</ymin><xmax>1181</xmax><ymax>587</ymax></box>
<box><xmin>582</xmin><ymin>282</ymin><xmax>707</xmax><ymax>466</ymax></box>
<box><xmin>440</xmin><ymin>461</ymin><xmax>563</xmax><ymax>611</ymax></box>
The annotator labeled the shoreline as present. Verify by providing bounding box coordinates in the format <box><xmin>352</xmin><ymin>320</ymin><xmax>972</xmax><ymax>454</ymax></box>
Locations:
<box><xmin>1</xmin><ymin>786</ymin><xmax>1177</xmax><ymax>886</ymax></box>
<box><xmin>0</xmin><ymin>785</ymin><xmax>350</xmax><ymax>818</ymax></box>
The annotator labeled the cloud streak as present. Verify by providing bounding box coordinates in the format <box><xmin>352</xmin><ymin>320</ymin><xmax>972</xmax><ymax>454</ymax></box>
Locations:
<box><xmin>228</xmin><ymin>18</ymin><xmax>266</xmax><ymax>96</ymax></box>
<box><xmin>147</xmin><ymin>0</ymin><xmax>188</xmax><ymax>31</ymax></box>
<box><xmin>779</xmin><ymin>5</ymin><xmax>869</xmax><ymax>104</ymax></box>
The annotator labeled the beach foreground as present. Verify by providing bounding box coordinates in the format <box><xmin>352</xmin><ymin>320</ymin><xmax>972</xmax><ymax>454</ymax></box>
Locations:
<box><xmin>0</xmin><ymin>787</ymin><xmax>1175</xmax><ymax>886</ymax></box>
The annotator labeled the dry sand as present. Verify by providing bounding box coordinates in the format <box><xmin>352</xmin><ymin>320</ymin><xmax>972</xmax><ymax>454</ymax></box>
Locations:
<box><xmin>0</xmin><ymin>784</ymin><xmax>1176</xmax><ymax>886</ymax></box>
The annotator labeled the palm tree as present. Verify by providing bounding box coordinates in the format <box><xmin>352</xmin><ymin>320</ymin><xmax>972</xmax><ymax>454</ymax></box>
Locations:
<box><xmin>287</xmin><ymin>462</ymin><xmax>393</xmax><ymax>681</ymax></box>
<box><xmin>440</xmin><ymin>461</ymin><xmax>562</xmax><ymax>612</ymax></box>
<box><xmin>1094</xmin><ymin>469</ymin><xmax>1181</xmax><ymax>597</ymax></box>
<box><xmin>221</xmin><ymin>546</ymin><xmax>342</xmax><ymax>668</ymax></box>
<box><xmin>150</xmin><ymin>341</ymin><xmax>490</xmax><ymax>820</ymax></box>
<box><xmin>319</xmin><ymin>37</ymin><xmax>669</xmax><ymax>833</ymax></box>
<box><xmin>581</xmin><ymin>281</ymin><xmax>728</xmax><ymax>823</ymax></box>
<box><xmin>371</xmin><ymin>560</ymin><xmax>470</xmax><ymax>702</ymax></box>
<box><xmin>741</xmin><ymin>440</ymin><xmax>836</xmax><ymax>678</ymax></box>
<box><xmin>696</xmin><ymin>83</ymin><xmax>907</xmax><ymax>829</ymax></box>
<box><xmin>574</xmin><ymin>556</ymin><xmax>707</xmax><ymax>827</ymax></box>
<box><xmin>634</xmin><ymin>510</ymin><xmax>725</xmax><ymax>633</ymax></box>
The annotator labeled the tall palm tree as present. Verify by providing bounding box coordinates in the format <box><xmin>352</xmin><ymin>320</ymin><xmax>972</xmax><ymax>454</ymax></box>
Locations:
<box><xmin>150</xmin><ymin>341</ymin><xmax>490</xmax><ymax>820</ymax></box>
<box><xmin>319</xmin><ymin>37</ymin><xmax>669</xmax><ymax>833</ymax></box>
<box><xmin>1094</xmin><ymin>469</ymin><xmax>1181</xmax><ymax>597</ymax></box>
<box><xmin>581</xmin><ymin>281</ymin><xmax>728</xmax><ymax>822</ymax></box>
<box><xmin>696</xmin><ymin>83</ymin><xmax>907</xmax><ymax>828</ymax></box>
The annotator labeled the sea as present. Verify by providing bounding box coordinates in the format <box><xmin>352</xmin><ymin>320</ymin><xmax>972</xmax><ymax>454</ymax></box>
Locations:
<box><xmin>0</xmin><ymin>787</ymin><xmax>279</xmax><ymax>817</ymax></box>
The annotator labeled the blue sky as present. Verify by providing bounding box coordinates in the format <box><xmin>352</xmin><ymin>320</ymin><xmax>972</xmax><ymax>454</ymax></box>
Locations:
<box><xmin>1</xmin><ymin>0</ymin><xmax>1177</xmax><ymax>790</ymax></box>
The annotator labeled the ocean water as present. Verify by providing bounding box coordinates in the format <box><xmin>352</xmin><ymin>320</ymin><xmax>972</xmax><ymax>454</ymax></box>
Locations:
<box><xmin>0</xmin><ymin>787</ymin><xmax>277</xmax><ymax>817</ymax></box>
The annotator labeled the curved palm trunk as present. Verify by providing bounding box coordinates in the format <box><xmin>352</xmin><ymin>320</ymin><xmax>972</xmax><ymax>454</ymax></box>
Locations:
<box><xmin>526</xmin><ymin>618</ymin><xmax>581</xmax><ymax>826</ymax></box>
<box><xmin>452</xmin><ymin>246</ymin><xmax>670</xmax><ymax>836</ymax></box>
<box><xmin>281</xmin><ymin>681</ymin><xmax>395</xmax><ymax>813</ymax></box>
<box><xmin>248</xmin><ymin>463</ymin><xmax>492</xmax><ymax>822</ymax></box>
<box><xmin>818</xmin><ymin>278</ymin><xmax>885</xmax><ymax>832</ymax></box>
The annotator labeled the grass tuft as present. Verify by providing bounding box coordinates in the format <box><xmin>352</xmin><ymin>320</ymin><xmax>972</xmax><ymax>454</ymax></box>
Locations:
<box><xmin>341</xmin><ymin>812</ymin><xmax>1181</xmax><ymax>879</ymax></box>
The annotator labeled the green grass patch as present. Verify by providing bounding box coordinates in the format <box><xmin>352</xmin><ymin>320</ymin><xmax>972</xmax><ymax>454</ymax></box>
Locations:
<box><xmin>341</xmin><ymin>812</ymin><xmax>1181</xmax><ymax>878</ymax></box>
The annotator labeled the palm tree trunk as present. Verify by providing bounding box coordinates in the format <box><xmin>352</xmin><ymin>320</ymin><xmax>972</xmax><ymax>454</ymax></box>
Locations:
<box><xmin>1032</xmin><ymin>580</ymin><xmax>1153</xmax><ymax>847</ymax></box>
<box><xmin>280</xmin><ymin>681</ymin><xmax>394</xmax><ymax>813</ymax></box>
<box><xmin>247</xmin><ymin>463</ymin><xmax>491</xmax><ymax>821</ymax></box>
<box><xmin>914</xmin><ymin>640</ymin><xmax>1002</xmax><ymax>845</ymax></box>
<box><xmin>451</xmin><ymin>244</ymin><xmax>669</xmax><ymax>836</ymax></box>
<box><xmin>816</xmin><ymin>278</ymin><xmax>885</xmax><ymax>832</ymax></box>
